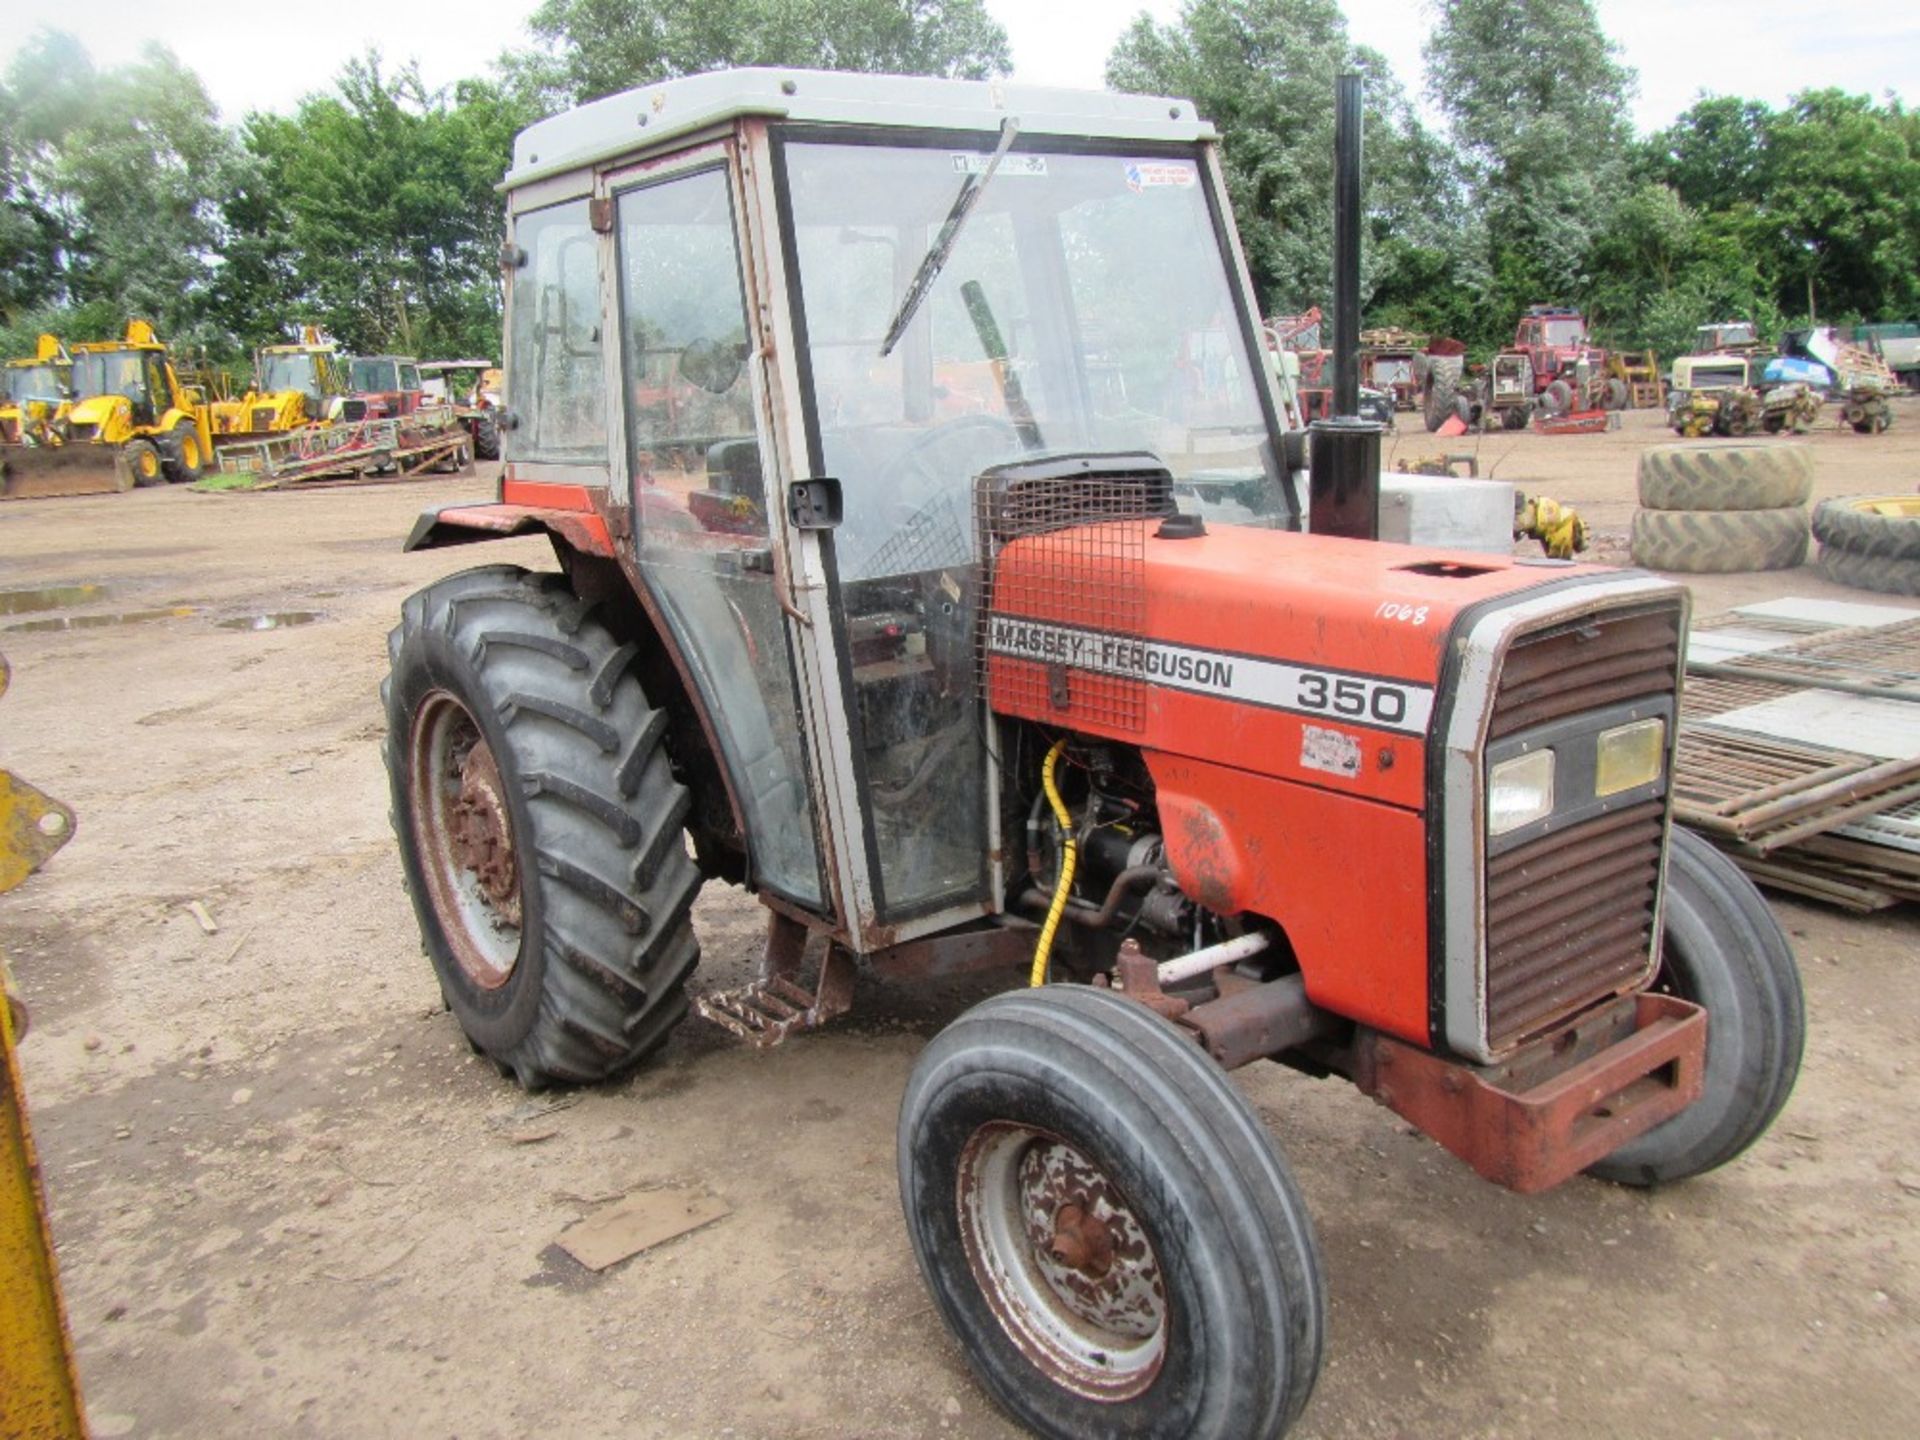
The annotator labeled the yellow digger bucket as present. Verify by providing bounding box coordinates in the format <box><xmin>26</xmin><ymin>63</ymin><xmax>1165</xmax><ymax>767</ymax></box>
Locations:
<box><xmin>0</xmin><ymin>444</ymin><xmax>135</xmax><ymax>501</ymax></box>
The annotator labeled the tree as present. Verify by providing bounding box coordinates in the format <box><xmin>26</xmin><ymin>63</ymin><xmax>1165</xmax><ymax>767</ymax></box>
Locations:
<box><xmin>505</xmin><ymin>0</ymin><xmax>1011</xmax><ymax>110</ymax></box>
<box><xmin>253</xmin><ymin>58</ymin><xmax>532</xmax><ymax>357</ymax></box>
<box><xmin>0</xmin><ymin>34</ymin><xmax>233</xmax><ymax>349</ymax></box>
<box><xmin>1424</xmin><ymin>0</ymin><xmax>1635</xmax><ymax>340</ymax></box>
<box><xmin>1106</xmin><ymin>0</ymin><xmax>1461</xmax><ymax>329</ymax></box>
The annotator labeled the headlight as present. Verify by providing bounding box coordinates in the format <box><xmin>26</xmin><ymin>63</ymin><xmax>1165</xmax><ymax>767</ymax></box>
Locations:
<box><xmin>1595</xmin><ymin>717</ymin><xmax>1666</xmax><ymax>797</ymax></box>
<box><xmin>1488</xmin><ymin>749</ymin><xmax>1554</xmax><ymax>835</ymax></box>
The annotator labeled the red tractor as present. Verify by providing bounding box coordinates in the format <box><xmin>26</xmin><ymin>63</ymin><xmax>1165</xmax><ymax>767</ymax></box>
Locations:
<box><xmin>340</xmin><ymin>355</ymin><xmax>427</xmax><ymax>422</ymax></box>
<box><xmin>383</xmin><ymin>70</ymin><xmax>1802</xmax><ymax>1440</ymax></box>
<box><xmin>1508</xmin><ymin>305</ymin><xmax>1625</xmax><ymax>415</ymax></box>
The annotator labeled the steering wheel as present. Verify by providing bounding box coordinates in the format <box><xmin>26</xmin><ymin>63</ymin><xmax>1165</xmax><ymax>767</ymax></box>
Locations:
<box><xmin>847</xmin><ymin>414</ymin><xmax>1026</xmax><ymax>581</ymax></box>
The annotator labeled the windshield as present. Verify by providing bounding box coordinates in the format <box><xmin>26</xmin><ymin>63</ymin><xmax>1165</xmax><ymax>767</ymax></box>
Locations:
<box><xmin>1542</xmin><ymin>318</ymin><xmax>1587</xmax><ymax>347</ymax></box>
<box><xmin>71</xmin><ymin>351</ymin><xmax>146</xmax><ymax>402</ymax></box>
<box><xmin>350</xmin><ymin>358</ymin><xmax>399</xmax><ymax>392</ymax></box>
<box><xmin>781</xmin><ymin>138</ymin><xmax>1282</xmax><ymax>579</ymax></box>
<box><xmin>5</xmin><ymin>365</ymin><xmax>64</xmax><ymax>404</ymax></box>
<box><xmin>260</xmin><ymin>352</ymin><xmax>321</xmax><ymax>395</ymax></box>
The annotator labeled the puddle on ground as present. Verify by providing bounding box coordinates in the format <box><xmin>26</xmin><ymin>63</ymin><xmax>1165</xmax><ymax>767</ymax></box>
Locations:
<box><xmin>7</xmin><ymin>606</ymin><xmax>196</xmax><ymax>633</ymax></box>
<box><xmin>216</xmin><ymin>611</ymin><xmax>322</xmax><ymax>632</ymax></box>
<box><xmin>0</xmin><ymin>583</ymin><xmax>111</xmax><ymax>616</ymax></box>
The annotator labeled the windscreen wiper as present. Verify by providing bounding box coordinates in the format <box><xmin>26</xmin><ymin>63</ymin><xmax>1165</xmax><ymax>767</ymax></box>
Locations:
<box><xmin>878</xmin><ymin>116</ymin><xmax>1021</xmax><ymax>359</ymax></box>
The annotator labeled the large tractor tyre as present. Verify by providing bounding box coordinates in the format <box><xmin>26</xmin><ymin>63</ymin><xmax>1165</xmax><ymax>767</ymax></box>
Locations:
<box><xmin>899</xmin><ymin>985</ymin><xmax>1325</xmax><ymax>1440</ymax></box>
<box><xmin>383</xmin><ymin>565</ymin><xmax>702</xmax><ymax>1089</ymax></box>
<box><xmin>161</xmin><ymin>425</ymin><xmax>206</xmax><ymax>483</ymax></box>
<box><xmin>472</xmin><ymin>412</ymin><xmax>501</xmax><ymax>461</ymax></box>
<box><xmin>1422</xmin><ymin>364</ymin><xmax>1460</xmax><ymax>433</ymax></box>
<box><xmin>1636</xmin><ymin>442</ymin><xmax>1814</xmax><ymax>512</ymax></box>
<box><xmin>1588</xmin><ymin>828</ymin><xmax>1803</xmax><ymax>1187</ymax></box>
<box><xmin>1629</xmin><ymin>506</ymin><xmax>1809</xmax><ymax>574</ymax></box>
<box><xmin>1810</xmin><ymin>495</ymin><xmax>1920</xmax><ymax>561</ymax></box>
<box><xmin>1815</xmin><ymin>545</ymin><xmax>1920</xmax><ymax>597</ymax></box>
<box><xmin>1604</xmin><ymin>377</ymin><xmax>1630</xmax><ymax>410</ymax></box>
<box><xmin>123</xmin><ymin>439</ymin><xmax>166</xmax><ymax>487</ymax></box>
<box><xmin>1540</xmin><ymin>379</ymin><xmax>1574</xmax><ymax>416</ymax></box>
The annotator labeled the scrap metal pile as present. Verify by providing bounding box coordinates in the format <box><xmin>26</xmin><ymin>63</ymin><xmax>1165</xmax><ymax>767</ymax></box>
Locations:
<box><xmin>214</xmin><ymin>404</ymin><xmax>471</xmax><ymax>487</ymax></box>
<box><xmin>1676</xmin><ymin>599</ymin><xmax>1920</xmax><ymax>910</ymax></box>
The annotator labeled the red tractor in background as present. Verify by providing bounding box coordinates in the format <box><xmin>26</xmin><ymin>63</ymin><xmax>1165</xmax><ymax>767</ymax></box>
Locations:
<box><xmin>1508</xmin><ymin>305</ymin><xmax>1625</xmax><ymax>415</ymax></box>
<box><xmin>340</xmin><ymin>355</ymin><xmax>428</xmax><ymax>422</ymax></box>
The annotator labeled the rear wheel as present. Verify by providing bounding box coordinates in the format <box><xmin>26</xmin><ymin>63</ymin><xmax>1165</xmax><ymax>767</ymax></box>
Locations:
<box><xmin>1629</xmin><ymin>506</ymin><xmax>1809</xmax><ymax>573</ymax></box>
<box><xmin>123</xmin><ymin>438</ymin><xmax>165</xmax><ymax>487</ymax></box>
<box><xmin>899</xmin><ymin>985</ymin><xmax>1325</xmax><ymax>1439</ymax></box>
<box><xmin>1541</xmin><ymin>379</ymin><xmax>1574</xmax><ymax>416</ymax></box>
<box><xmin>1588</xmin><ymin>828</ymin><xmax>1803</xmax><ymax>1186</ymax></box>
<box><xmin>383</xmin><ymin>566</ymin><xmax>702</xmax><ymax>1087</ymax></box>
<box><xmin>1422</xmin><ymin>361</ymin><xmax>1460</xmax><ymax>432</ymax></box>
<box><xmin>472</xmin><ymin>412</ymin><xmax>501</xmax><ymax>461</ymax></box>
<box><xmin>161</xmin><ymin>425</ymin><xmax>205</xmax><ymax>482</ymax></box>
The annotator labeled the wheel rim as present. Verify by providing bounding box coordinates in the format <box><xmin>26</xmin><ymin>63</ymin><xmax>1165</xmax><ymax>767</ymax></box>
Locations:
<box><xmin>408</xmin><ymin>689</ymin><xmax>523</xmax><ymax>989</ymax></box>
<box><xmin>956</xmin><ymin>1122</ymin><xmax>1169</xmax><ymax>1401</ymax></box>
<box><xmin>136</xmin><ymin>447</ymin><xmax>159</xmax><ymax>479</ymax></box>
<box><xmin>181</xmin><ymin>434</ymin><xmax>201</xmax><ymax>469</ymax></box>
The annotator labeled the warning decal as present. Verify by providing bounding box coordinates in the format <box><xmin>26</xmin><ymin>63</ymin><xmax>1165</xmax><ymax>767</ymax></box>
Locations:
<box><xmin>1124</xmin><ymin>160</ymin><xmax>1198</xmax><ymax>192</ymax></box>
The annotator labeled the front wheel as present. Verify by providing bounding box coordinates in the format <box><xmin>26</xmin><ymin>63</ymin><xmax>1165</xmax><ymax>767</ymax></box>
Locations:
<box><xmin>383</xmin><ymin>566</ymin><xmax>703</xmax><ymax>1087</ymax></box>
<box><xmin>899</xmin><ymin>985</ymin><xmax>1325</xmax><ymax>1439</ymax></box>
<box><xmin>1587</xmin><ymin>827</ymin><xmax>1804</xmax><ymax>1186</ymax></box>
<box><xmin>161</xmin><ymin>425</ymin><xmax>205</xmax><ymax>482</ymax></box>
<box><xmin>123</xmin><ymin>438</ymin><xmax>165</xmax><ymax>487</ymax></box>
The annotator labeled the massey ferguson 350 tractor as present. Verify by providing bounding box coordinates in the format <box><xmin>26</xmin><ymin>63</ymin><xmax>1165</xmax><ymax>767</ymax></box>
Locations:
<box><xmin>383</xmin><ymin>70</ymin><xmax>1803</xmax><ymax>1438</ymax></box>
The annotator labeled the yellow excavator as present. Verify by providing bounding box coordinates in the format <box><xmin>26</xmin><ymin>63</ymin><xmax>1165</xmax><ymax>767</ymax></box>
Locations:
<box><xmin>2</xmin><ymin>651</ymin><xmax>86</xmax><ymax>1438</ymax></box>
<box><xmin>0</xmin><ymin>320</ymin><xmax>214</xmax><ymax>501</ymax></box>
<box><xmin>0</xmin><ymin>335</ymin><xmax>72</xmax><ymax>448</ymax></box>
<box><xmin>209</xmin><ymin>326</ymin><xmax>344</xmax><ymax>445</ymax></box>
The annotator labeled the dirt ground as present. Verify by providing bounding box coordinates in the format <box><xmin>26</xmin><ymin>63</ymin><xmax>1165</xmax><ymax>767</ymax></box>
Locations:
<box><xmin>4</xmin><ymin>403</ymin><xmax>1919</xmax><ymax>1439</ymax></box>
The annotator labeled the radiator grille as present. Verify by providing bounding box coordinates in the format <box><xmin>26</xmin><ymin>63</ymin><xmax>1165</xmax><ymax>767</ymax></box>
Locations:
<box><xmin>1481</xmin><ymin>600</ymin><xmax>1682</xmax><ymax>1052</ymax></box>
<box><xmin>341</xmin><ymin>399</ymin><xmax>367</xmax><ymax>422</ymax></box>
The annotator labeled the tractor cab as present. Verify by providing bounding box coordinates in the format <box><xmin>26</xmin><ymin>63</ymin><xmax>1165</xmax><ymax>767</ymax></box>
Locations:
<box><xmin>341</xmin><ymin>355</ymin><xmax>425</xmax><ymax>421</ymax></box>
<box><xmin>487</xmin><ymin>72</ymin><xmax>1290</xmax><ymax>927</ymax></box>
<box><xmin>0</xmin><ymin>335</ymin><xmax>70</xmax><ymax>445</ymax></box>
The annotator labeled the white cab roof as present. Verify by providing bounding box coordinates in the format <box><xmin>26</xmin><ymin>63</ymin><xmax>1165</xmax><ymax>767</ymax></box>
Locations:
<box><xmin>506</xmin><ymin>67</ymin><xmax>1213</xmax><ymax>190</ymax></box>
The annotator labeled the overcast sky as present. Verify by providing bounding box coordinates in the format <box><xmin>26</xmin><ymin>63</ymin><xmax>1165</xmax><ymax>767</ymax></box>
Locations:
<box><xmin>49</xmin><ymin>0</ymin><xmax>1920</xmax><ymax>135</ymax></box>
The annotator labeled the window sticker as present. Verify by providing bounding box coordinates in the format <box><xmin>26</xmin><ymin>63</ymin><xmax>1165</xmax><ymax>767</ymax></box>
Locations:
<box><xmin>950</xmin><ymin>152</ymin><xmax>1048</xmax><ymax>177</ymax></box>
<box><xmin>1124</xmin><ymin>160</ymin><xmax>1198</xmax><ymax>192</ymax></box>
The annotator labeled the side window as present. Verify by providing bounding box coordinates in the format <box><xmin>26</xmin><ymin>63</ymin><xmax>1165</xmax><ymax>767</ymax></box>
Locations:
<box><xmin>399</xmin><ymin>363</ymin><xmax>421</xmax><ymax>393</ymax></box>
<box><xmin>616</xmin><ymin>166</ymin><xmax>758</xmax><ymax>505</ymax></box>
<box><xmin>506</xmin><ymin>198</ymin><xmax>606</xmax><ymax>463</ymax></box>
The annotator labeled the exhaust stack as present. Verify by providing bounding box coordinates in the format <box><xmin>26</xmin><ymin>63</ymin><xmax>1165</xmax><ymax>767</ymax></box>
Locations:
<box><xmin>1308</xmin><ymin>72</ymin><xmax>1382</xmax><ymax>541</ymax></box>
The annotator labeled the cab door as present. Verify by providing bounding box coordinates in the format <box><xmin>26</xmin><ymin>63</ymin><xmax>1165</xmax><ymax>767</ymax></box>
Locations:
<box><xmin>606</xmin><ymin>148</ymin><xmax>830</xmax><ymax>914</ymax></box>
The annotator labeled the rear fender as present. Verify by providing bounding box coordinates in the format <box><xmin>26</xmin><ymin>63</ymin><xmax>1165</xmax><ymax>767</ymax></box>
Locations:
<box><xmin>403</xmin><ymin>498</ymin><xmax>615</xmax><ymax>558</ymax></box>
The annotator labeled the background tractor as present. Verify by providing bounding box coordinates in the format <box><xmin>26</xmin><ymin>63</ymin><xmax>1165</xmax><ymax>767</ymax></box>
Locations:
<box><xmin>340</xmin><ymin>355</ymin><xmax>427</xmax><ymax>422</ymax></box>
<box><xmin>381</xmin><ymin>69</ymin><xmax>1803</xmax><ymax>1440</ymax></box>
<box><xmin>419</xmin><ymin>359</ymin><xmax>502</xmax><ymax>459</ymax></box>
<box><xmin>209</xmin><ymin>326</ymin><xmax>344</xmax><ymax>444</ymax></box>
<box><xmin>0</xmin><ymin>321</ymin><xmax>213</xmax><ymax>499</ymax></box>
<box><xmin>1505</xmin><ymin>304</ymin><xmax>1625</xmax><ymax>414</ymax></box>
<box><xmin>0</xmin><ymin>335</ymin><xmax>71</xmax><ymax>447</ymax></box>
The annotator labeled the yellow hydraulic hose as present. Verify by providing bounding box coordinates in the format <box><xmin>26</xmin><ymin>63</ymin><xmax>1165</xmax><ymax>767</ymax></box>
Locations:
<box><xmin>1030</xmin><ymin>739</ymin><xmax>1076</xmax><ymax>986</ymax></box>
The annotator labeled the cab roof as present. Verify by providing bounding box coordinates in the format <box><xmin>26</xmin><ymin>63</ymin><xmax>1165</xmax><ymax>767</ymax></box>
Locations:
<box><xmin>506</xmin><ymin>67</ymin><xmax>1214</xmax><ymax>191</ymax></box>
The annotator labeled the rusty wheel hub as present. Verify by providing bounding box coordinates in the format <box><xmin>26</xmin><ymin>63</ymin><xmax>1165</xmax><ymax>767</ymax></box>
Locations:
<box><xmin>408</xmin><ymin>691</ymin><xmax>524</xmax><ymax>989</ymax></box>
<box><xmin>448</xmin><ymin>740</ymin><xmax>520</xmax><ymax>927</ymax></box>
<box><xmin>956</xmin><ymin>1123</ymin><xmax>1168</xmax><ymax>1400</ymax></box>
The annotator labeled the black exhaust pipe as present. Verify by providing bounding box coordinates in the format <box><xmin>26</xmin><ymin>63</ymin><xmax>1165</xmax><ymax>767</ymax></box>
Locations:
<box><xmin>1309</xmin><ymin>72</ymin><xmax>1381</xmax><ymax>540</ymax></box>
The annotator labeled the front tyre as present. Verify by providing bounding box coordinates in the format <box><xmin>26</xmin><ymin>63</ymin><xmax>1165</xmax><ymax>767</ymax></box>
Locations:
<box><xmin>1588</xmin><ymin>828</ymin><xmax>1804</xmax><ymax>1187</ymax></box>
<box><xmin>161</xmin><ymin>425</ymin><xmax>205</xmax><ymax>482</ymax></box>
<box><xmin>383</xmin><ymin>566</ymin><xmax>703</xmax><ymax>1087</ymax></box>
<box><xmin>899</xmin><ymin>986</ymin><xmax>1325</xmax><ymax>1439</ymax></box>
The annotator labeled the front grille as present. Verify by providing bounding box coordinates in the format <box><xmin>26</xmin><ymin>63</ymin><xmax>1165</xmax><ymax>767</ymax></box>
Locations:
<box><xmin>341</xmin><ymin>399</ymin><xmax>367</xmax><ymax>421</ymax></box>
<box><xmin>1480</xmin><ymin>600</ymin><xmax>1682</xmax><ymax>1052</ymax></box>
<box><xmin>69</xmin><ymin>423</ymin><xmax>97</xmax><ymax>443</ymax></box>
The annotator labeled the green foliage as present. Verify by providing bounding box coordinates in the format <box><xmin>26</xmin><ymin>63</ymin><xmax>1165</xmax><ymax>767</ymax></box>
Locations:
<box><xmin>0</xmin><ymin>34</ymin><xmax>233</xmax><ymax>350</ymax></box>
<box><xmin>247</xmin><ymin>59</ymin><xmax>531</xmax><ymax>358</ymax></box>
<box><xmin>1106</xmin><ymin>0</ymin><xmax>1463</xmax><ymax>329</ymax></box>
<box><xmin>1423</xmin><ymin>0</ymin><xmax>1635</xmax><ymax>345</ymax></box>
<box><xmin>509</xmin><ymin>0</ymin><xmax>1011</xmax><ymax>109</ymax></box>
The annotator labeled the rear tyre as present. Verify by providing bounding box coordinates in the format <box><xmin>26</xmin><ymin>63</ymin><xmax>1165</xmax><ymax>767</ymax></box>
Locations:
<box><xmin>1588</xmin><ymin>829</ymin><xmax>1803</xmax><ymax>1187</ymax></box>
<box><xmin>383</xmin><ymin>565</ymin><xmax>702</xmax><ymax>1088</ymax></box>
<box><xmin>161</xmin><ymin>426</ymin><xmax>205</xmax><ymax>483</ymax></box>
<box><xmin>1629</xmin><ymin>506</ymin><xmax>1809</xmax><ymax>573</ymax></box>
<box><xmin>123</xmin><ymin>438</ymin><xmax>165</xmax><ymax>487</ymax></box>
<box><xmin>1816</xmin><ymin>545</ymin><xmax>1920</xmax><ymax>596</ymax></box>
<box><xmin>1423</xmin><ymin>361</ymin><xmax>1460</xmax><ymax>433</ymax></box>
<box><xmin>1637</xmin><ymin>442</ymin><xmax>1814</xmax><ymax>511</ymax></box>
<box><xmin>1605</xmin><ymin>377</ymin><xmax>1630</xmax><ymax>410</ymax></box>
<box><xmin>899</xmin><ymin>985</ymin><xmax>1325</xmax><ymax>1440</ymax></box>
<box><xmin>472</xmin><ymin>413</ymin><xmax>501</xmax><ymax>461</ymax></box>
<box><xmin>1810</xmin><ymin>496</ymin><xmax>1920</xmax><ymax>560</ymax></box>
<box><xmin>1541</xmin><ymin>379</ymin><xmax>1574</xmax><ymax>416</ymax></box>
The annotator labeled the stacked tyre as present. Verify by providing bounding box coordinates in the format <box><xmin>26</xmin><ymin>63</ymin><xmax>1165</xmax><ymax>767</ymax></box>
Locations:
<box><xmin>1630</xmin><ymin>442</ymin><xmax>1813</xmax><ymax>573</ymax></box>
<box><xmin>1811</xmin><ymin>496</ymin><xmax>1920</xmax><ymax>595</ymax></box>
